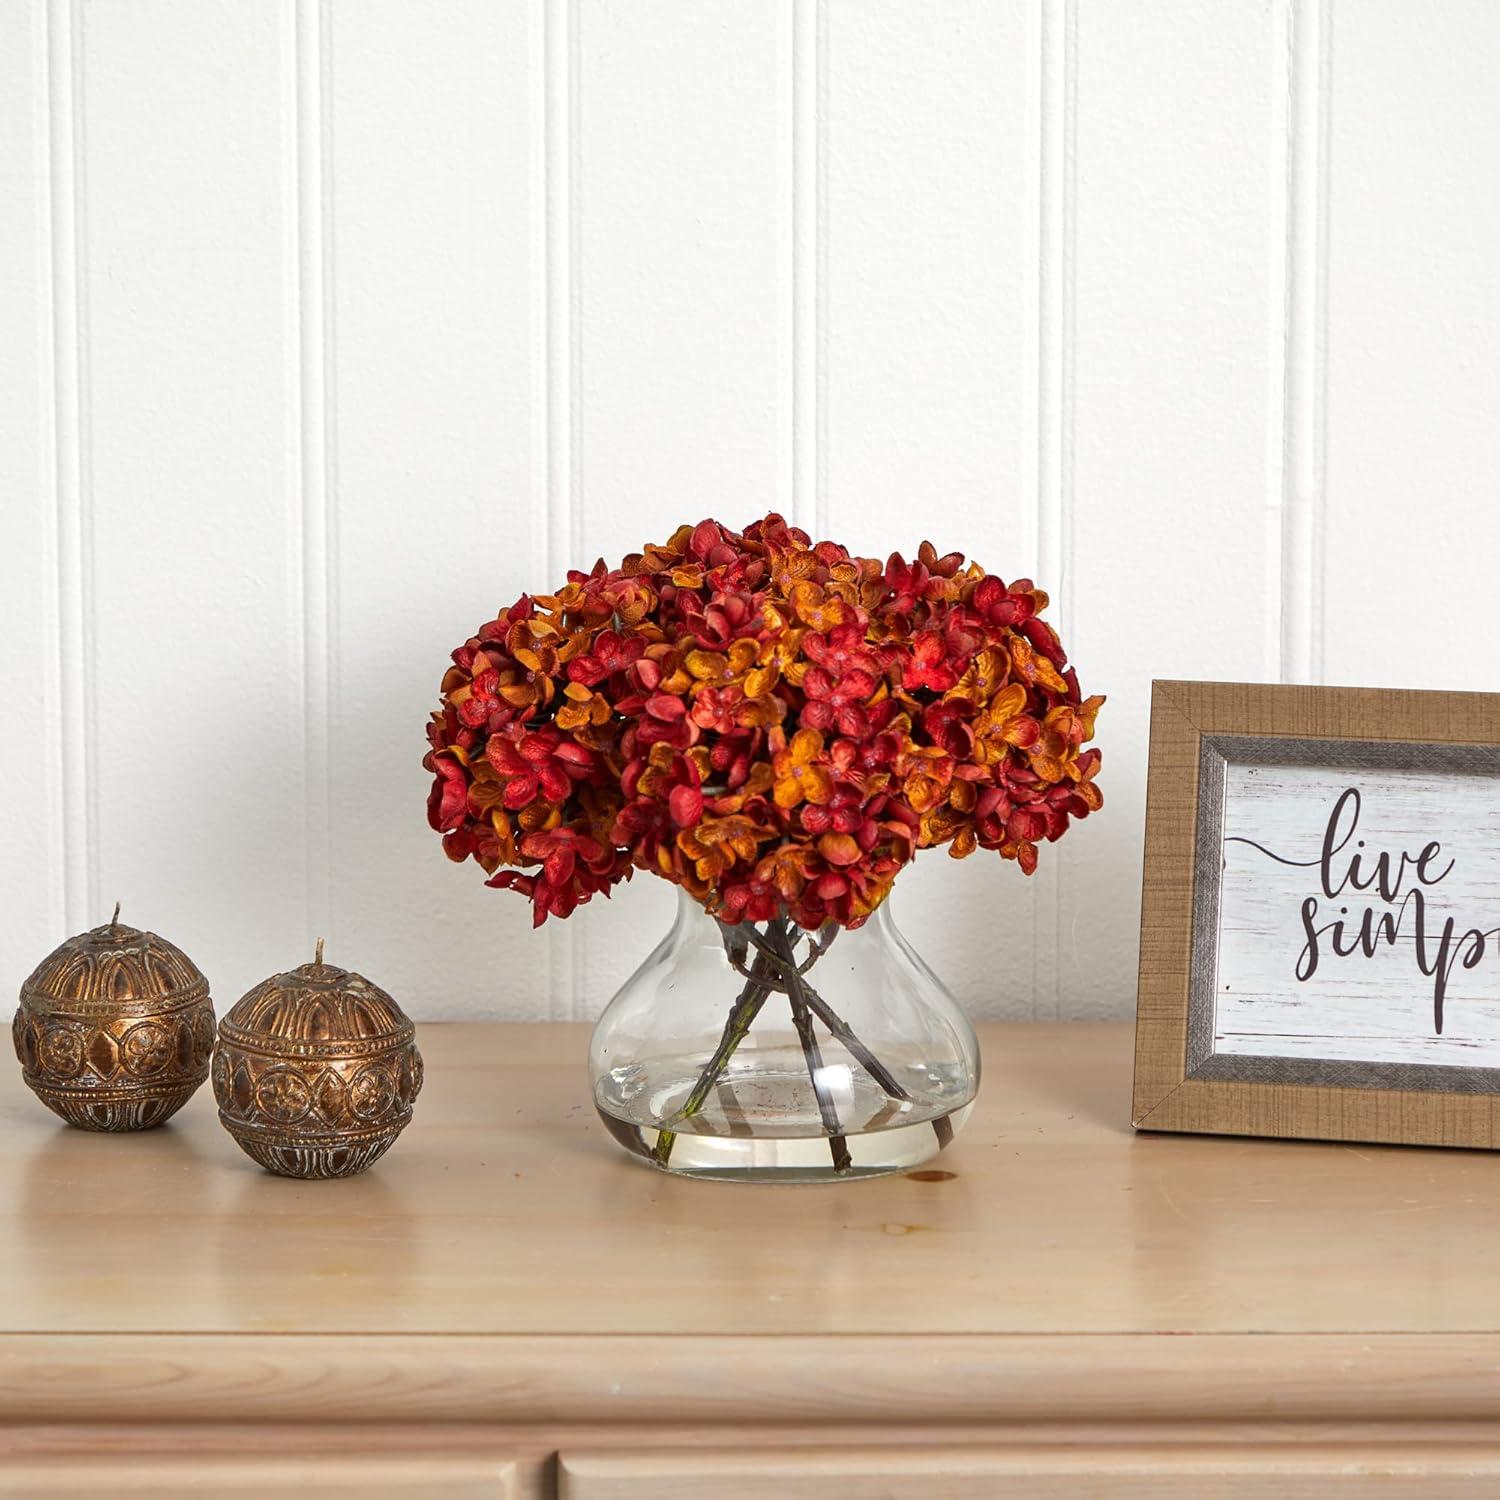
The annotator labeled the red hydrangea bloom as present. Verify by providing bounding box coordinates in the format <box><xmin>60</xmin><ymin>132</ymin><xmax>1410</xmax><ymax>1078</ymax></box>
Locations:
<box><xmin>425</xmin><ymin>515</ymin><xmax>1103</xmax><ymax>928</ymax></box>
<box><xmin>484</xmin><ymin>726</ymin><xmax>595</xmax><ymax>809</ymax></box>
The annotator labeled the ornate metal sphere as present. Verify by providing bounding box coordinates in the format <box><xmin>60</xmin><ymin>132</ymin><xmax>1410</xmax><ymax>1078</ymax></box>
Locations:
<box><xmin>212</xmin><ymin>946</ymin><xmax>422</xmax><ymax>1179</ymax></box>
<box><xmin>13</xmin><ymin>912</ymin><xmax>216</xmax><ymax>1131</ymax></box>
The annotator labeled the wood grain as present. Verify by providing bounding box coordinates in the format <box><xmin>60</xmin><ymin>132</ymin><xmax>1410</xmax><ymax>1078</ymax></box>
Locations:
<box><xmin>1135</xmin><ymin>680</ymin><xmax>1500</xmax><ymax>1147</ymax></box>
<box><xmin>12</xmin><ymin>1018</ymin><xmax>1500</xmax><ymax>1483</ymax></box>
<box><xmin>11</xmin><ymin>1433</ymin><xmax>1500</xmax><ymax>1498</ymax></box>
<box><xmin>10</xmin><ymin>1332</ymin><xmax>1500</xmax><ymax>1428</ymax></box>
<box><xmin>10</xmin><ymin>1020</ymin><xmax>1500</xmax><ymax>1437</ymax></box>
<box><xmin>559</xmin><ymin>1446</ymin><xmax>1500</xmax><ymax>1500</ymax></box>
<box><xmin>0</xmin><ymin>1457</ymin><xmax>516</xmax><ymax>1497</ymax></box>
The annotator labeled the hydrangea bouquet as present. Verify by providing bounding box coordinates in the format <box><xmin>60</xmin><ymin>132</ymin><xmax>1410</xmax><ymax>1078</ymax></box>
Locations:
<box><xmin>425</xmin><ymin>514</ymin><xmax>1102</xmax><ymax>1174</ymax></box>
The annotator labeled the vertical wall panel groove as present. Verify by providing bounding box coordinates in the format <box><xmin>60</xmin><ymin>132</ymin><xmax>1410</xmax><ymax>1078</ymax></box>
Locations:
<box><xmin>1027</xmin><ymin>0</ymin><xmax>1074</xmax><ymax>1020</ymax></box>
<box><xmin>1</xmin><ymin>0</ymin><xmax>67</xmax><ymax>977</ymax></box>
<box><xmin>571</xmin><ymin>0</ymin><xmax>784</xmax><ymax>1013</ymax></box>
<box><xmin>1265</xmin><ymin>0</ymin><xmax>1292</xmax><ymax>684</ymax></box>
<box><xmin>545</xmin><ymin>0</ymin><xmax>581</xmax><ymax>1019</ymax></box>
<box><xmin>1062</xmin><ymin>0</ymin><xmax>1279</xmax><ymax>1017</ymax></box>
<box><xmin>1319</xmin><ymin>5</ymin><xmax>1497</xmax><ymax>696</ymax></box>
<box><xmin>565</xmin><ymin>0</ymin><xmax>584</xmax><ymax>1019</ymax></box>
<box><xmin>1310</xmin><ymin>0</ymin><xmax>1332</xmax><ymax>686</ymax></box>
<box><xmin>785</xmin><ymin>0</ymin><xmax>819</xmax><ymax>535</ymax></box>
<box><xmin>812</xmin><ymin>0</ymin><xmax>829</xmax><ymax>544</ymax></box>
<box><xmin>1277</xmin><ymin>0</ymin><xmax>1331</xmax><ymax>687</ymax></box>
<box><xmin>1021</xmin><ymin>0</ymin><xmax>1045</xmax><ymax>1019</ymax></box>
<box><xmin>294</xmin><ymin>0</ymin><xmax>333</xmax><ymax>954</ymax></box>
<box><xmin>1020</xmin><ymin>2</ymin><xmax>1043</xmax><ymax>582</ymax></box>
<box><xmin>321</xmin><ymin>0</ymin><xmax>343</xmax><ymax>957</ymax></box>
<box><xmin>74</xmin><ymin>0</ymin><xmax>99</xmax><ymax>929</ymax></box>
<box><xmin>1052</xmin><ymin>0</ymin><xmax>1078</xmax><ymax>1022</ymax></box>
<box><xmin>777</xmin><ymin>1</ymin><xmax>791</xmax><ymax>519</ymax></box>
<box><xmin>47</xmin><ymin>0</ymin><xmax>91</xmax><ymax>933</ymax></box>
<box><xmin>85</xmin><ymin>0</ymin><xmax>306</xmax><ymax>996</ymax></box>
<box><xmin>529</xmin><ymin>0</ymin><xmax>549</xmax><ymax>596</ymax></box>
<box><xmin>545</xmin><ymin>0</ymin><xmax>582</xmax><ymax>575</ymax></box>
<box><xmin>530</xmin><ymin>0</ymin><xmax>559</xmax><ymax>1017</ymax></box>
<box><xmin>327</xmin><ymin>0</ymin><xmax>546</xmax><ymax>1016</ymax></box>
<box><xmin>822</xmin><ymin>1</ymin><xmax>1034</xmax><ymax>1017</ymax></box>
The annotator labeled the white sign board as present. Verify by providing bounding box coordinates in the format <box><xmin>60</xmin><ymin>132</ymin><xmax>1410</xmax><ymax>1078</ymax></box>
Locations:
<box><xmin>1189</xmin><ymin>737</ymin><xmax>1500</xmax><ymax>1090</ymax></box>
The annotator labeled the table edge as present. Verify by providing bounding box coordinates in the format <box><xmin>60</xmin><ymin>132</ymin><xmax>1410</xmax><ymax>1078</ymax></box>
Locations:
<box><xmin>4</xmin><ymin>1331</ymin><xmax>1499</xmax><ymax>1426</ymax></box>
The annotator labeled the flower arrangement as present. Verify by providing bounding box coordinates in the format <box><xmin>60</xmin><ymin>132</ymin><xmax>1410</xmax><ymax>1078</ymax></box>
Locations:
<box><xmin>425</xmin><ymin>513</ymin><xmax>1103</xmax><ymax>929</ymax></box>
<box><xmin>425</xmin><ymin>514</ymin><xmax>1102</xmax><ymax>1173</ymax></box>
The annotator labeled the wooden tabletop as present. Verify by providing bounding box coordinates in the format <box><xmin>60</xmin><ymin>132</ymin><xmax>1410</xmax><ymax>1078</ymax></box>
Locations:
<box><xmin>7</xmin><ymin>1020</ymin><xmax>1500</xmax><ymax>1426</ymax></box>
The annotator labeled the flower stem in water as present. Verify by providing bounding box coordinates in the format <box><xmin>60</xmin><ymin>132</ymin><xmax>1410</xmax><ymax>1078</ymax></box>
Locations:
<box><xmin>652</xmin><ymin>947</ymin><xmax>776</xmax><ymax>1167</ymax></box>
<box><xmin>772</xmin><ymin>919</ymin><xmax>852</xmax><ymax>1172</ymax></box>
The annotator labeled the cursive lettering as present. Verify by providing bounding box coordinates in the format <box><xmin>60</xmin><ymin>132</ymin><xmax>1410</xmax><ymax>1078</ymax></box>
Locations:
<box><xmin>1228</xmin><ymin>787</ymin><xmax>1488</xmax><ymax>1035</ymax></box>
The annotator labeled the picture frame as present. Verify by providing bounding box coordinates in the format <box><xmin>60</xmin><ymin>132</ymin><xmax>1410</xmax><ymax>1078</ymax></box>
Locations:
<box><xmin>1133</xmin><ymin>679</ymin><xmax>1500</xmax><ymax>1149</ymax></box>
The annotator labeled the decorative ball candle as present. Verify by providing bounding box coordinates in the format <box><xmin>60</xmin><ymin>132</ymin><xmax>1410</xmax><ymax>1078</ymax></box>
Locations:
<box><xmin>212</xmin><ymin>941</ymin><xmax>422</xmax><ymax>1179</ymax></box>
<box><xmin>13</xmin><ymin>906</ymin><xmax>216</xmax><ymax>1131</ymax></box>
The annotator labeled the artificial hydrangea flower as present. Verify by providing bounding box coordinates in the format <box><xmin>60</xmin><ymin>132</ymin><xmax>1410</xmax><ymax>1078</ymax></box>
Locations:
<box><xmin>426</xmin><ymin>515</ymin><xmax>1102</xmax><ymax>928</ymax></box>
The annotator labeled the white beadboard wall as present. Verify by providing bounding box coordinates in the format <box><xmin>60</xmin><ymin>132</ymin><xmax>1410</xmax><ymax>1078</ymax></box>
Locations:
<box><xmin>3</xmin><ymin>1</ymin><xmax>1498</xmax><ymax>1022</ymax></box>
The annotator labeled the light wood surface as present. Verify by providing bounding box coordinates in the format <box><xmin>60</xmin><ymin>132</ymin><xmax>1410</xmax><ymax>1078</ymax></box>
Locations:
<box><xmin>0</xmin><ymin>1458</ymin><xmax>516</xmax><ymax>1497</ymax></box>
<box><xmin>10</xmin><ymin>1020</ymin><xmax>1500</xmax><ymax>1491</ymax></box>
<box><xmin>11</xmin><ymin>1019</ymin><xmax>1500</xmax><ymax>1341</ymax></box>
<box><xmin>558</xmin><ymin>1447</ymin><xmax>1500</xmax><ymax>1499</ymax></box>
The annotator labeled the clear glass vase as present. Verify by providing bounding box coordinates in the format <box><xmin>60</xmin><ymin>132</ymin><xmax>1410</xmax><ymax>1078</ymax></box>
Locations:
<box><xmin>589</xmin><ymin>889</ymin><xmax>980</xmax><ymax>1182</ymax></box>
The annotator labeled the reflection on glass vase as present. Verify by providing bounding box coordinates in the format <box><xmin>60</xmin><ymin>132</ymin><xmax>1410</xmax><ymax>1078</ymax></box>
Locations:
<box><xmin>589</xmin><ymin>889</ymin><xmax>980</xmax><ymax>1182</ymax></box>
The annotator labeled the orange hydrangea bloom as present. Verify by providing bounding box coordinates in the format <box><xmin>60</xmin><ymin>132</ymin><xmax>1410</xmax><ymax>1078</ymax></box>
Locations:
<box><xmin>425</xmin><ymin>515</ymin><xmax>1102</xmax><ymax>928</ymax></box>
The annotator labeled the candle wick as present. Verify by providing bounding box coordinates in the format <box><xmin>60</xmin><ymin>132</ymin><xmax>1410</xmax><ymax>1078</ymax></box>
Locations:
<box><xmin>110</xmin><ymin>901</ymin><xmax>121</xmax><ymax>931</ymax></box>
<box><xmin>314</xmin><ymin>936</ymin><xmax>325</xmax><ymax>969</ymax></box>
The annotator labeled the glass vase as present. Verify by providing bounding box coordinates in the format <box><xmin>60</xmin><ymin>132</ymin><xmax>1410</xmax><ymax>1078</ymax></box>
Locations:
<box><xmin>589</xmin><ymin>888</ymin><xmax>980</xmax><ymax>1181</ymax></box>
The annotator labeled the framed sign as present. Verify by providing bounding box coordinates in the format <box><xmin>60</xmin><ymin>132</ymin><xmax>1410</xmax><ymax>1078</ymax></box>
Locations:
<box><xmin>1133</xmin><ymin>679</ymin><xmax>1500</xmax><ymax>1149</ymax></box>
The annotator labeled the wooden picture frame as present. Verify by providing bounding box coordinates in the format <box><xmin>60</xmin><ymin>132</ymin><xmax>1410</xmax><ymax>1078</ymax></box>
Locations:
<box><xmin>1133</xmin><ymin>679</ymin><xmax>1500</xmax><ymax>1149</ymax></box>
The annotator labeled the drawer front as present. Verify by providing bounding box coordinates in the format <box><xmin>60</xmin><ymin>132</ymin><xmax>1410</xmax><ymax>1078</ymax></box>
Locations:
<box><xmin>559</xmin><ymin>1445</ymin><xmax>1500</xmax><ymax>1499</ymax></box>
<box><xmin>0</xmin><ymin>1457</ymin><xmax>516</xmax><ymax>1499</ymax></box>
